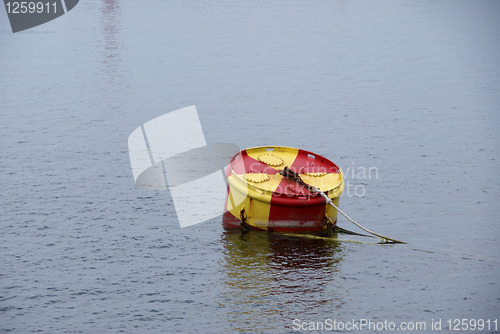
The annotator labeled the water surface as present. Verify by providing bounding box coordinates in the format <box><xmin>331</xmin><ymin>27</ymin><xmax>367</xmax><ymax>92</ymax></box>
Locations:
<box><xmin>1</xmin><ymin>0</ymin><xmax>499</xmax><ymax>332</ymax></box>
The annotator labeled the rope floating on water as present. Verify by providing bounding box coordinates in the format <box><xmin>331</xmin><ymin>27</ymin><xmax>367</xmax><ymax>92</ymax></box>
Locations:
<box><xmin>279</xmin><ymin>232</ymin><xmax>384</xmax><ymax>245</ymax></box>
<box><xmin>276</xmin><ymin>231</ymin><xmax>492</xmax><ymax>262</ymax></box>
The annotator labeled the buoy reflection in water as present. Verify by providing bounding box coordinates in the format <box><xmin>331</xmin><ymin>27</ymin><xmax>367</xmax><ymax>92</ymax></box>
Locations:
<box><xmin>219</xmin><ymin>230</ymin><xmax>344</xmax><ymax>332</ymax></box>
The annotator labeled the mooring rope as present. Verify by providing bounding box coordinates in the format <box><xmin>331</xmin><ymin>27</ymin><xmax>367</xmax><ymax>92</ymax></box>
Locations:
<box><xmin>279</xmin><ymin>166</ymin><xmax>406</xmax><ymax>244</ymax></box>
<box><xmin>279</xmin><ymin>232</ymin><xmax>382</xmax><ymax>245</ymax></box>
<box><xmin>276</xmin><ymin>231</ymin><xmax>493</xmax><ymax>262</ymax></box>
<box><xmin>325</xmin><ymin>215</ymin><xmax>374</xmax><ymax>238</ymax></box>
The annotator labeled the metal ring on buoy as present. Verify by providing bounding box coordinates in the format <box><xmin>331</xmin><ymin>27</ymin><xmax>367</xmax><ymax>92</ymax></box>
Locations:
<box><xmin>301</xmin><ymin>164</ymin><xmax>328</xmax><ymax>177</ymax></box>
<box><xmin>258</xmin><ymin>154</ymin><xmax>284</xmax><ymax>167</ymax></box>
<box><xmin>243</xmin><ymin>173</ymin><xmax>270</xmax><ymax>183</ymax></box>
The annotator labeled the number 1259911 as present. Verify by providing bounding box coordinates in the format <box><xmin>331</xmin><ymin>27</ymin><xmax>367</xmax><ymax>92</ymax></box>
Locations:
<box><xmin>447</xmin><ymin>319</ymin><xmax>497</xmax><ymax>331</ymax></box>
<box><xmin>5</xmin><ymin>2</ymin><xmax>58</xmax><ymax>14</ymax></box>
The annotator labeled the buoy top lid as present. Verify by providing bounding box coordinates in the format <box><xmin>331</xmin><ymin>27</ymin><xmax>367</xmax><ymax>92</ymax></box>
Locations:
<box><xmin>228</xmin><ymin>146</ymin><xmax>343</xmax><ymax>197</ymax></box>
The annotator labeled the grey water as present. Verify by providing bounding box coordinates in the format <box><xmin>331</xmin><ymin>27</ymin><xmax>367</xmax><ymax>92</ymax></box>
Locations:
<box><xmin>1</xmin><ymin>1</ymin><xmax>499</xmax><ymax>333</ymax></box>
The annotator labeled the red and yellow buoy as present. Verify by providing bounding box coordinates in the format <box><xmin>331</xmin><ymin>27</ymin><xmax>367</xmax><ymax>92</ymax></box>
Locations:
<box><xmin>222</xmin><ymin>146</ymin><xmax>344</xmax><ymax>232</ymax></box>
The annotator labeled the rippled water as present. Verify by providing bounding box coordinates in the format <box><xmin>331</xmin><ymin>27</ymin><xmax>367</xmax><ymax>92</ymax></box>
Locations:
<box><xmin>1</xmin><ymin>1</ymin><xmax>499</xmax><ymax>333</ymax></box>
